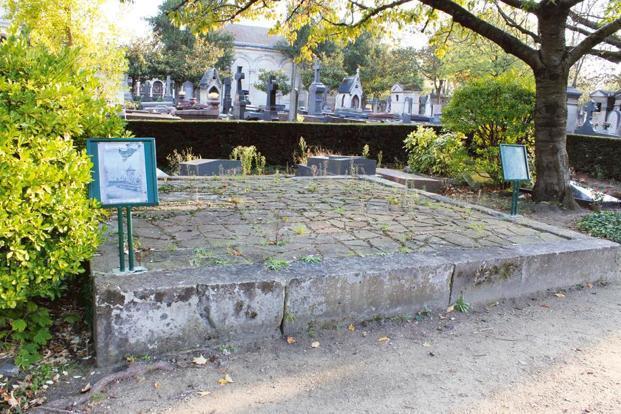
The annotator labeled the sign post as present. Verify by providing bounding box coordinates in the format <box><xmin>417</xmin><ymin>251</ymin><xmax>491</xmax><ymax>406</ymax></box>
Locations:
<box><xmin>87</xmin><ymin>138</ymin><xmax>158</xmax><ymax>273</ymax></box>
<box><xmin>499</xmin><ymin>144</ymin><xmax>531</xmax><ymax>216</ymax></box>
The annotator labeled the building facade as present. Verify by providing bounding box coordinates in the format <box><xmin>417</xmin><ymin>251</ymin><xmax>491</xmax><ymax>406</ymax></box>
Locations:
<box><xmin>224</xmin><ymin>24</ymin><xmax>297</xmax><ymax>110</ymax></box>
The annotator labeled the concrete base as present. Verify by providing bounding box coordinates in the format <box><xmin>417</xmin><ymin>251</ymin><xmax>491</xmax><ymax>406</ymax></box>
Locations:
<box><xmin>376</xmin><ymin>168</ymin><xmax>444</xmax><ymax>193</ymax></box>
<box><xmin>179</xmin><ymin>159</ymin><xmax>242</xmax><ymax>176</ymax></box>
<box><xmin>93</xmin><ymin>237</ymin><xmax>620</xmax><ymax>366</ymax></box>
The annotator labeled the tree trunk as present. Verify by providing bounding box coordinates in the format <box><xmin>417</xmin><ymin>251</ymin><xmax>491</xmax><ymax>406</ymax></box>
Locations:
<box><xmin>532</xmin><ymin>71</ymin><xmax>576</xmax><ymax>208</ymax></box>
<box><xmin>531</xmin><ymin>6</ymin><xmax>577</xmax><ymax>209</ymax></box>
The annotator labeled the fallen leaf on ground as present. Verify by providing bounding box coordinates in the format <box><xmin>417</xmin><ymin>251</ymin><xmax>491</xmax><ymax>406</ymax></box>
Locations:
<box><xmin>378</xmin><ymin>336</ymin><xmax>390</xmax><ymax>343</ymax></box>
<box><xmin>554</xmin><ymin>292</ymin><xmax>566</xmax><ymax>298</ymax></box>
<box><xmin>193</xmin><ymin>355</ymin><xmax>208</xmax><ymax>365</ymax></box>
<box><xmin>586</xmin><ymin>283</ymin><xmax>593</xmax><ymax>288</ymax></box>
<box><xmin>80</xmin><ymin>383</ymin><xmax>91</xmax><ymax>393</ymax></box>
<box><xmin>154</xmin><ymin>382</ymin><xmax>160</xmax><ymax>389</ymax></box>
<box><xmin>422</xmin><ymin>342</ymin><xmax>431</xmax><ymax>347</ymax></box>
<box><xmin>198</xmin><ymin>390</ymin><xmax>211</xmax><ymax>396</ymax></box>
<box><xmin>446</xmin><ymin>305</ymin><xmax>455</xmax><ymax>313</ymax></box>
<box><xmin>286</xmin><ymin>336</ymin><xmax>296</xmax><ymax>344</ymax></box>
<box><xmin>348</xmin><ymin>323</ymin><xmax>356</xmax><ymax>332</ymax></box>
<box><xmin>218</xmin><ymin>374</ymin><xmax>234</xmax><ymax>385</ymax></box>
<box><xmin>311</xmin><ymin>341</ymin><xmax>320</xmax><ymax>348</ymax></box>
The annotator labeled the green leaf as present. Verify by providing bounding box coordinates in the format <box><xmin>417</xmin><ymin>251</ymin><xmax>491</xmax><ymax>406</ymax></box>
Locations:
<box><xmin>11</xmin><ymin>319</ymin><xmax>27</xmax><ymax>332</ymax></box>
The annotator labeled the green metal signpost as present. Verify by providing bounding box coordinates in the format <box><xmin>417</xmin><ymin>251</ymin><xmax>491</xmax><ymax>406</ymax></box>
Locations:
<box><xmin>499</xmin><ymin>144</ymin><xmax>531</xmax><ymax>216</ymax></box>
<box><xmin>87</xmin><ymin>138</ymin><xmax>158</xmax><ymax>273</ymax></box>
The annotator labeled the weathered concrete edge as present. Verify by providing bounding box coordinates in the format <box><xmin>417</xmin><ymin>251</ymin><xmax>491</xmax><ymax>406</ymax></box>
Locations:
<box><xmin>93</xmin><ymin>237</ymin><xmax>621</xmax><ymax>366</ymax></box>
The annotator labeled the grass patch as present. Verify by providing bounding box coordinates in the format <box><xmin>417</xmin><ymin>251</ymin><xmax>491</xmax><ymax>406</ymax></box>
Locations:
<box><xmin>577</xmin><ymin>211</ymin><xmax>621</xmax><ymax>243</ymax></box>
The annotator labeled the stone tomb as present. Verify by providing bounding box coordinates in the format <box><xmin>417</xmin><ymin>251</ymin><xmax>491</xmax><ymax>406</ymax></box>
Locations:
<box><xmin>296</xmin><ymin>155</ymin><xmax>377</xmax><ymax>176</ymax></box>
<box><xmin>179</xmin><ymin>159</ymin><xmax>242</xmax><ymax>176</ymax></box>
<box><xmin>91</xmin><ymin>177</ymin><xmax>621</xmax><ymax>366</ymax></box>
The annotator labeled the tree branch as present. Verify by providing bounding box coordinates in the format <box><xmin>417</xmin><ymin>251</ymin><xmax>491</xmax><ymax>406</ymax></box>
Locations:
<box><xmin>417</xmin><ymin>0</ymin><xmax>540</xmax><ymax>68</ymax></box>
<box><xmin>497</xmin><ymin>0</ymin><xmax>533</xmax><ymax>11</ymax></box>
<box><xmin>560</xmin><ymin>0</ymin><xmax>587</xmax><ymax>8</ymax></box>
<box><xmin>569</xmin><ymin>17</ymin><xmax>621</xmax><ymax>65</ymax></box>
<box><xmin>587</xmin><ymin>48</ymin><xmax>621</xmax><ymax>63</ymax></box>
<box><xmin>566</xmin><ymin>23</ymin><xmax>621</xmax><ymax>48</ymax></box>
<box><xmin>495</xmin><ymin>1</ymin><xmax>540</xmax><ymax>43</ymax></box>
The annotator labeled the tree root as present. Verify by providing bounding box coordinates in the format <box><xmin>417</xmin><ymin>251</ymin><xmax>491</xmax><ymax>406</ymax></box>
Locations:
<box><xmin>39</xmin><ymin>361</ymin><xmax>175</xmax><ymax>413</ymax></box>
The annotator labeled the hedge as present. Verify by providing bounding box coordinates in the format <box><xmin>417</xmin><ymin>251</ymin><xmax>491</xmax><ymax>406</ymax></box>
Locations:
<box><xmin>127</xmin><ymin>120</ymin><xmax>620</xmax><ymax>180</ymax></box>
<box><xmin>127</xmin><ymin>120</ymin><xmax>442</xmax><ymax>168</ymax></box>
<box><xmin>566</xmin><ymin>133</ymin><xmax>621</xmax><ymax>180</ymax></box>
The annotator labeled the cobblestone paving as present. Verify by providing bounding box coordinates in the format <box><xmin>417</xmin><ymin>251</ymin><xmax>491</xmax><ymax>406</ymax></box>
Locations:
<box><xmin>96</xmin><ymin>177</ymin><xmax>567</xmax><ymax>272</ymax></box>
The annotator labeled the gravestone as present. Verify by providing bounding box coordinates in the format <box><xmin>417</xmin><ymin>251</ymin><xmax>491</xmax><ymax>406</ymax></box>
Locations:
<box><xmin>263</xmin><ymin>75</ymin><xmax>279</xmax><ymax>121</ymax></box>
<box><xmin>308</xmin><ymin>60</ymin><xmax>327</xmax><ymax>115</ymax></box>
<box><xmin>401</xmin><ymin>97</ymin><xmax>412</xmax><ymax>123</ymax></box>
<box><xmin>233</xmin><ymin>66</ymin><xmax>249</xmax><ymax>120</ymax></box>
<box><xmin>576</xmin><ymin>101</ymin><xmax>606</xmax><ymax>136</ymax></box>
<box><xmin>140</xmin><ymin>81</ymin><xmax>151</xmax><ymax>102</ymax></box>
<box><xmin>297</xmin><ymin>155</ymin><xmax>376</xmax><ymax>176</ymax></box>
<box><xmin>566</xmin><ymin>86</ymin><xmax>581</xmax><ymax>133</ymax></box>
<box><xmin>163</xmin><ymin>76</ymin><xmax>174</xmax><ymax>101</ymax></box>
<box><xmin>222</xmin><ymin>77</ymin><xmax>232</xmax><ymax>114</ymax></box>
<box><xmin>179</xmin><ymin>159</ymin><xmax>242</xmax><ymax>176</ymax></box>
<box><xmin>182</xmin><ymin>81</ymin><xmax>194</xmax><ymax>100</ymax></box>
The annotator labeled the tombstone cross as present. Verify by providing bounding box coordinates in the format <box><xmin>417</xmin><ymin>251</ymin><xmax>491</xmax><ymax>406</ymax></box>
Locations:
<box><xmin>313</xmin><ymin>60</ymin><xmax>321</xmax><ymax>83</ymax></box>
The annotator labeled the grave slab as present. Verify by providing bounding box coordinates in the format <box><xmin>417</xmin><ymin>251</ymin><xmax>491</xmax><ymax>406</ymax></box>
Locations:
<box><xmin>91</xmin><ymin>177</ymin><xmax>621</xmax><ymax>366</ymax></box>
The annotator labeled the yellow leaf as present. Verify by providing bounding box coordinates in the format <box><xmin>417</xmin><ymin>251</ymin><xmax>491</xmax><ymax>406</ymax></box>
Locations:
<box><xmin>197</xmin><ymin>390</ymin><xmax>211</xmax><ymax>396</ymax></box>
<box><xmin>378</xmin><ymin>336</ymin><xmax>390</xmax><ymax>343</ymax></box>
<box><xmin>192</xmin><ymin>355</ymin><xmax>208</xmax><ymax>365</ymax></box>
<box><xmin>311</xmin><ymin>341</ymin><xmax>320</xmax><ymax>348</ymax></box>
<box><xmin>218</xmin><ymin>374</ymin><xmax>234</xmax><ymax>385</ymax></box>
<box><xmin>286</xmin><ymin>336</ymin><xmax>296</xmax><ymax>344</ymax></box>
<box><xmin>446</xmin><ymin>305</ymin><xmax>455</xmax><ymax>313</ymax></box>
<box><xmin>347</xmin><ymin>323</ymin><xmax>356</xmax><ymax>332</ymax></box>
<box><xmin>554</xmin><ymin>292</ymin><xmax>565</xmax><ymax>298</ymax></box>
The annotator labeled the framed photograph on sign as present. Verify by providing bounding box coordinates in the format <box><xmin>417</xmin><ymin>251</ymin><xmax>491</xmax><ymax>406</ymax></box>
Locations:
<box><xmin>87</xmin><ymin>138</ymin><xmax>158</xmax><ymax>208</ymax></box>
<box><xmin>499</xmin><ymin>144</ymin><xmax>531</xmax><ymax>182</ymax></box>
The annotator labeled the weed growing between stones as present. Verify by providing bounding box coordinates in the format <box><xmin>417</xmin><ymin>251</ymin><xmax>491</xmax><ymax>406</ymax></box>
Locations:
<box><xmin>300</xmin><ymin>255</ymin><xmax>322</xmax><ymax>264</ymax></box>
<box><xmin>453</xmin><ymin>295</ymin><xmax>471</xmax><ymax>313</ymax></box>
<box><xmin>264</xmin><ymin>258</ymin><xmax>290</xmax><ymax>271</ymax></box>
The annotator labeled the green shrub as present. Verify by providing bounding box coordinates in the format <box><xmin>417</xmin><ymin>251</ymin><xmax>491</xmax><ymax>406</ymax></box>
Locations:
<box><xmin>577</xmin><ymin>212</ymin><xmax>621</xmax><ymax>243</ymax></box>
<box><xmin>230</xmin><ymin>145</ymin><xmax>266</xmax><ymax>175</ymax></box>
<box><xmin>403</xmin><ymin>126</ymin><xmax>471</xmax><ymax>179</ymax></box>
<box><xmin>442</xmin><ymin>74</ymin><xmax>535</xmax><ymax>183</ymax></box>
<box><xmin>0</xmin><ymin>35</ymin><xmax>126</xmax><ymax>366</ymax></box>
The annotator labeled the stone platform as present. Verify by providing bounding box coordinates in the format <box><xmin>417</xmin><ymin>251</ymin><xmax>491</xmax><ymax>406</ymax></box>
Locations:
<box><xmin>91</xmin><ymin>177</ymin><xmax>621</xmax><ymax>366</ymax></box>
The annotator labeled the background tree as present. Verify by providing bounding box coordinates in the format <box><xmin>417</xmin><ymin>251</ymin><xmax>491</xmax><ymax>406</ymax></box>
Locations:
<box><xmin>3</xmin><ymin>0</ymin><xmax>127</xmax><ymax>101</ymax></box>
<box><xmin>412</xmin><ymin>46</ymin><xmax>449</xmax><ymax>105</ymax></box>
<box><xmin>254</xmin><ymin>69</ymin><xmax>292</xmax><ymax>96</ymax></box>
<box><xmin>139</xmin><ymin>0</ymin><xmax>234</xmax><ymax>83</ymax></box>
<box><xmin>170</xmin><ymin>0</ymin><xmax>621</xmax><ymax>207</ymax></box>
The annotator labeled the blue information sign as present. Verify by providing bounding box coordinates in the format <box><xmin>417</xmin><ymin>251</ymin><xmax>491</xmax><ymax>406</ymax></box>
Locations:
<box><xmin>499</xmin><ymin>144</ymin><xmax>530</xmax><ymax>182</ymax></box>
<box><xmin>87</xmin><ymin>138</ymin><xmax>159</xmax><ymax>208</ymax></box>
<box><xmin>86</xmin><ymin>138</ymin><xmax>159</xmax><ymax>273</ymax></box>
<box><xmin>499</xmin><ymin>144</ymin><xmax>531</xmax><ymax>216</ymax></box>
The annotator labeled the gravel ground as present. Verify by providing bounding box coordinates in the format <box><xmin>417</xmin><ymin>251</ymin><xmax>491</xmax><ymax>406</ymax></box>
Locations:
<box><xmin>57</xmin><ymin>281</ymin><xmax>621</xmax><ymax>414</ymax></box>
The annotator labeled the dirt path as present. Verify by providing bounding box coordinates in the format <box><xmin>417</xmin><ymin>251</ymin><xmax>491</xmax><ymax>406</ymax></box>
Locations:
<box><xmin>73</xmin><ymin>281</ymin><xmax>621</xmax><ymax>414</ymax></box>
